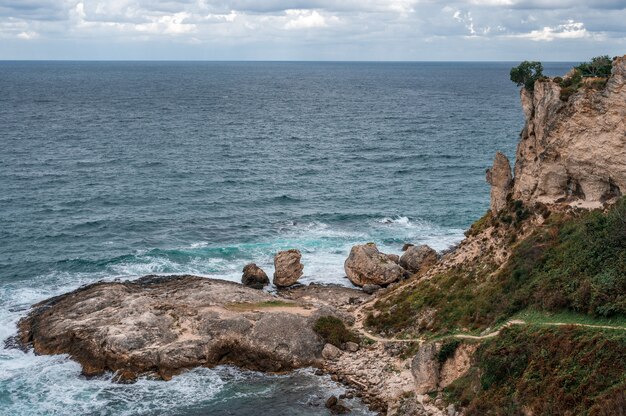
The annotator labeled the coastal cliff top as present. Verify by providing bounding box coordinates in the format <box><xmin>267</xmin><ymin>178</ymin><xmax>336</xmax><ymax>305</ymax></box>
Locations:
<box><xmin>510</xmin><ymin>54</ymin><xmax>626</xmax><ymax>209</ymax></box>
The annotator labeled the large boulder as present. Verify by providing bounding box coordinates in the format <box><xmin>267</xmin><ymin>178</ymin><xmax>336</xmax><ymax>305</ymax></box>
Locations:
<box><xmin>241</xmin><ymin>263</ymin><xmax>269</xmax><ymax>289</ymax></box>
<box><xmin>322</xmin><ymin>343</ymin><xmax>342</xmax><ymax>360</ymax></box>
<box><xmin>411</xmin><ymin>342</ymin><xmax>440</xmax><ymax>394</ymax></box>
<box><xmin>273</xmin><ymin>249</ymin><xmax>304</xmax><ymax>287</ymax></box>
<box><xmin>344</xmin><ymin>243</ymin><xmax>405</xmax><ymax>287</ymax></box>
<box><xmin>399</xmin><ymin>245</ymin><xmax>438</xmax><ymax>274</ymax></box>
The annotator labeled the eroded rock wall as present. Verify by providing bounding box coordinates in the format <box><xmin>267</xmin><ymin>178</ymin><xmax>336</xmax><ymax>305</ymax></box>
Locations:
<box><xmin>512</xmin><ymin>55</ymin><xmax>626</xmax><ymax>208</ymax></box>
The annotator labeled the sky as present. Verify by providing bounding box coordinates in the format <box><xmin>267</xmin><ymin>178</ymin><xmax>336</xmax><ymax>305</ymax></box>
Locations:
<box><xmin>0</xmin><ymin>0</ymin><xmax>624</xmax><ymax>60</ymax></box>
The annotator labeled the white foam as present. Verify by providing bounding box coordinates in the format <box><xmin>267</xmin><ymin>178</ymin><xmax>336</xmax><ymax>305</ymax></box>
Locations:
<box><xmin>0</xmin><ymin>215</ymin><xmax>462</xmax><ymax>414</ymax></box>
<box><xmin>189</xmin><ymin>241</ymin><xmax>209</xmax><ymax>249</ymax></box>
<box><xmin>0</xmin><ymin>349</ymin><xmax>226</xmax><ymax>416</ymax></box>
<box><xmin>377</xmin><ymin>215</ymin><xmax>414</xmax><ymax>227</ymax></box>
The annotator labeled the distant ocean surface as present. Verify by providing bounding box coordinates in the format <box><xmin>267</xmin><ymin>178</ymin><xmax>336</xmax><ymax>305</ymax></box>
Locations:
<box><xmin>0</xmin><ymin>61</ymin><xmax>572</xmax><ymax>415</ymax></box>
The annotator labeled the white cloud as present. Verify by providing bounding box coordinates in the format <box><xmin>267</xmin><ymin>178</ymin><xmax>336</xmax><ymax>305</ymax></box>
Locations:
<box><xmin>205</xmin><ymin>11</ymin><xmax>237</xmax><ymax>23</ymax></box>
<box><xmin>514</xmin><ymin>19</ymin><xmax>589</xmax><ymax>40</ymax></box>
<box><xmin>135</xmin><ymin>12</ymin><xmax>195</xmax><ymax>34</ymax></box>
<box><xmin>284</xmin><ymin>9</ymin><xmax>333</xmax><ymax>30</ymax></box>
<box><xmin>0</xmin><ymin>0</ymin><xmax>624</xmax><ymax>59</ymax></box>
<box><xmin>17</xmin><ymin>30</ymin><xmax>38</xmax><ymax>39</ymax></box>
<box><xmin>453</xmin><ymin>10</ymin><xmax>477</xmax><ymax>35</ymax></box>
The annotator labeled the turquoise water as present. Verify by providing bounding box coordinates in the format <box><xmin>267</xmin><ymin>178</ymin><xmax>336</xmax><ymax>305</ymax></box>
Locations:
<box><xmin>0</xmin><ymin>61</ymin><xmax>573</xmax><ymax>415</ymax></box>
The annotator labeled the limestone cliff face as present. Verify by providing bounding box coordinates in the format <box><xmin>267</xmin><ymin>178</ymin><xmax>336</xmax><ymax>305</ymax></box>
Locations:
<box><xmin>486</xmin><ymin>152</ymin><xmax>513</xmax><ymax>213</ymax></box>
<box><xmin>511</xmin><ymin>55</ymin><xmax>626</xmax><ymax>208</ymax></box>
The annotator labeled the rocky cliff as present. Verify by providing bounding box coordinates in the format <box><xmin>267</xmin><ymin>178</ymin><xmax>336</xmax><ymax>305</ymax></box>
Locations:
<box><xmin>490</xmin><ymin>55</ymin><xmax>626</xmax><ymax>211</ymax></box>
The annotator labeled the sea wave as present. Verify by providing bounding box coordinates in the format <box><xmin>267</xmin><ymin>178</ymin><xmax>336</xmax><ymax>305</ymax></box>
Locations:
<box><xmin>377</xmin><ymin>215</ymin><xmax>414</xmax><ymax>227</ymax></box>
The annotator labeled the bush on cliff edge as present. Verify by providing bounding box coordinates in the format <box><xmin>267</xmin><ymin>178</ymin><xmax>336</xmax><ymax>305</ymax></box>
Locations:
<box><xmin>510</xmin><ymin>61</ymin><xmax>544</xmax><ymax>91</ymax></box>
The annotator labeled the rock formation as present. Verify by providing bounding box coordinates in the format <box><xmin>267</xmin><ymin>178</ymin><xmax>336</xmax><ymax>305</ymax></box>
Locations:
<box><xmin>241</xmin><ymin>263</ymin><xmax>269</xmax><ymax>289</ymax></box>
<box><xmin>344</xmin><ymin>243</ymin><xmax>406</xmax><ymax>287</ymax></box>
<box><xmin>273</xmin><ymin>249</ymin><xmax>304</xmax><ymax>287</ymax></box>
<box><xmin>399</xmin><ymin>245</ymin><xmax>439</xmax><ymax>274</ymax></box>
<box><xmin>17</xmin><ymin>275</ymin><xmax>357</xmax><ymax>381</ymax></box>
<box><xmin>411</xmin><ymin>342</ymin><xmax>476</xmax><ymax>395</ymax></box>
<box><xmin>486</xmin><ymin>152</ymin><xmax>513</xmax><ymax>213</ymax></box>
<box><xmin>511</xmin><ymin>55</ymin><xmax>626</xmax><ymax>208</ymax></box>
<box><xmin>386</xmin><ymin>253</ymin><xmax>400</xmax><ymax>264</ymax></box>
<box><xmin>411</xmin><ymin>343</ymin><xmax>440</xmax><ymax>394</ymax></box>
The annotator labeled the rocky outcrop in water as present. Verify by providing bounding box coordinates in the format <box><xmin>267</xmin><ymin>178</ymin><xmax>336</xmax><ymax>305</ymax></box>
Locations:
<box><xmin>273</xmin><ymin>249</ymin><xmax>304</xmax><ymax>287</ymax></box>
<box><xmin>399</xmin><ymin>245</ymin><xmax>438</xmax><ymax>274</ymax></box>
<box><xmin>511</xmin><ymin>55</ymin><xmax>626</xmax><ymax>208</ymax></box>
<box><xmin>241</xmin><ymin>263</ymin><xmax>269</xmax><ymax>289</ymax></box>
<box><xmin>344</xmin><ymin>243</ymin><xmax>406</xmax><ymax>287</ymax></box>
<box><xmin>17</xmin><ymin>275</ymin><xmax>364</xmax><ymax>381</ymax></box>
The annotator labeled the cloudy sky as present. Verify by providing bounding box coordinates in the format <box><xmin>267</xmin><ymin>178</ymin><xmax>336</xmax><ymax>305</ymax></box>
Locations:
<box><xmin>0</xmin><ymin>0</ymin><xmax>624</xmax><ymax>60</ymax></box>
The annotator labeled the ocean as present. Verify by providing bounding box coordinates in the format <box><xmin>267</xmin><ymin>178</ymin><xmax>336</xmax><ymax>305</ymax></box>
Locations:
<box><xmin>0</xmin><ymin>61</ymin><xmax>572</xmax><ymax>415</ymax></box>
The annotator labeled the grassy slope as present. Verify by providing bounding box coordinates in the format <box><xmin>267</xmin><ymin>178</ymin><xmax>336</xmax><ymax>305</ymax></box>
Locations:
<box><xmin>445</xmin><ymin>325</ymin><xmax>626</xmax><ymax>416</ymax></box>
<box><xmin>366</xmin><ymin>198</ymin><xmax>626</xmax><ymax>338</ymax></box>
<box><xmin>365</xmin><ymin>198</ymin><xmax>626</xmax><ymax>413</ymax></box>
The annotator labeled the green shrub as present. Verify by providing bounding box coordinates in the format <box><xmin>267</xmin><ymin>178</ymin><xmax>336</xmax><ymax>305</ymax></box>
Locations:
<box><xmin>465</xmin><ymin>211</ymin><xmax>493</xmax><ymax>237</ymax></box>
<box><xmin>510</xmin><ymin>61</ymin><xmax>544</xmax><ymax>91</ymax></box>
<box><xmin>437</xmin><ymin>340</ymin><xmax>461</xmax><ymax>363</ymax></box>
<box><xmin>313</xmin><ymin>316</ymin><xmax>359</xmax><ymax>347</ymax></box>
<box><xmin>588</xmin><ymin>78</ymin><xmax>608</xmax><ymax>90</ymax></box>
<box><xmin>559</xmin><ymin>69</ymin><xmax>583</xmax><ymax>101</ymax></box>
<box><xmin>576</xmin><ymin>55</ymin><xmax>612</xmax><ymax>78</ymax></box>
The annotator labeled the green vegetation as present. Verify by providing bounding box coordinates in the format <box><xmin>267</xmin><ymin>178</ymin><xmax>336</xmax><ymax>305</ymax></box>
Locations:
<box><xmin>313</xmin><ymin>316</ymin><xmax>359</xmax><ymax>347</ymax></box>
<box><xmin>513</xmin><ymin>309</ymin><xmax>626</xmax><ymax>328</ymax></box>
<box><xmin>436</xmin><ymin>340</ymin><xmax>461</xmax><ymax>363</ymax></box>
<box><xmin>576</xmin><ymin>55</ymin><xmax>613</xmax><ymax>78</ymax></box>
<box><xmin>366</xmin><ymin>198</ymin><xmax>626</xmax><ymax>338</ymax></box>
<box><xmin>465</xmin><ymin>211</ymin><xmax>492</xmax><ymax>237</ymax></box>
<box><xmin>510</xmin><ymin>61</ymin><xmax>544</xmax><ymax>91</ymax></box>
<box><xmin>559</xmin><ymin>56</ymin><xmax>613</xmax><ymax>101</ymax></box>
<box><xmin>444</xmin><ymin>326</ymin><xmax>626</xmax><ymax>415</ymax></box>
<box><xmin>508</xmin><ymin>197</ymin><xmax>626</xmax><ymax>317</ymax></box>
<box><xmin>559</xmin><ymin>68</ymin><xmax>583</xmax><ymax>101</ymax></box>
<box><xmin>510</xmin><ymin>56</ymin><xmax>613</xmax><ymax>101</ymax></box>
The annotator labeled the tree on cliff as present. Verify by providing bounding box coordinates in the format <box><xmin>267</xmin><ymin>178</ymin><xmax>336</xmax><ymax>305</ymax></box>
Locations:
<box><xmin>576</xmin><ymin>55</ymin><xmax>612</xmax><ymax>78</ymax></box>
<box><xmin>510</xmin><ymin>61</ymin><xmax>544</xmax><ymax>91</ymax></box>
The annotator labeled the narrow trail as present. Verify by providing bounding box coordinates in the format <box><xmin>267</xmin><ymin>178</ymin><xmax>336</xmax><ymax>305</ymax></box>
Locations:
<box><xmin>352</xmin><ymin>300</ymin><xmax>626</xmax><ymax>344</ymax></box>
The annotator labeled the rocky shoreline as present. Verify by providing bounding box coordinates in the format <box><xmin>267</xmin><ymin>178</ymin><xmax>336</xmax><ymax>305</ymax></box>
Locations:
<box><xmin>13</xmin><ymin>237</ymin><xmax>442</xmax><ymax>414</ymax></box>
<box><xmin>13</xmin><ymin>266</ymin><xmax>452</xmax><ymax>415</ymax></box>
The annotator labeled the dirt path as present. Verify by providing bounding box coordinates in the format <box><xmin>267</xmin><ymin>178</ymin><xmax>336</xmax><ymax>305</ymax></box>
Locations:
<box><xmin>353</xmin><ymin>300</ymin><xmax>626</xmax><ymax>344</ymax></box>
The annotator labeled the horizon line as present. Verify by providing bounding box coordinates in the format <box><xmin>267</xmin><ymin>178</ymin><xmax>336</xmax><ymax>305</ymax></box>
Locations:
<box><xmin>0</xmin><ymin>59</ymin><xmax>579</xmax><ymax>63</ymax></box>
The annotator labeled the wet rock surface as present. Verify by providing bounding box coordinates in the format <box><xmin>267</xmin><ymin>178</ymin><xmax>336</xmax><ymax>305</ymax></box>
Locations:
<box><xmin>17</xmin><ymin>275</ymin><xmax>359</xmax><ymax>381</ymax></box>
<box><xmin>241</xmin><ymin>263</ymin><xmax>269</xmax><ymax>289</ymax></box>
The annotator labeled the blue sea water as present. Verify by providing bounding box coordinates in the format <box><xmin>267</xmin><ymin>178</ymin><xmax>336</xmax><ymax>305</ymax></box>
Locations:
<box><xmin>0</xmin><ymin>61</ymin><xmax>572</xmax><ymax>415</ymax></box>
